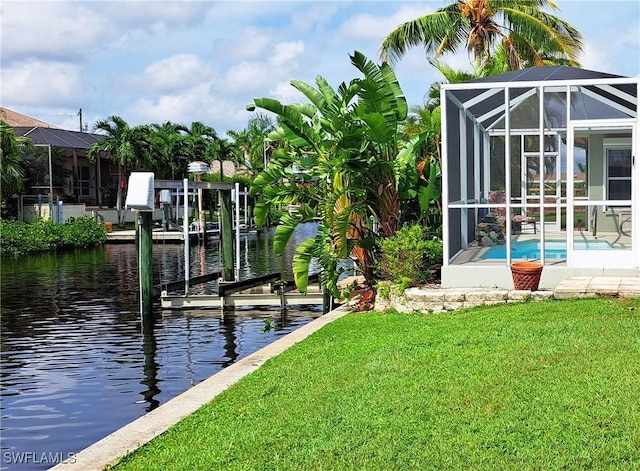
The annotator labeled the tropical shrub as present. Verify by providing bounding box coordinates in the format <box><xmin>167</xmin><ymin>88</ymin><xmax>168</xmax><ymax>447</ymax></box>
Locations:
<box><xmin>248</xmin><ymin>51</ymin><xmax>429</xmax><ymax>297</ymax></box>
<box><xmin>378</xmin><ymin>224</ymin><xmax>442</xmax><ymax>287</ymax></box>
<box><xmin>0</xmin><ymin>216</ymin><xmax>107</xmax><ymax>256</ymax></box>
<box><xmin>59</xmin><ymin>216</ymin><xmax>109</xmax><ymax>248</ymax></box>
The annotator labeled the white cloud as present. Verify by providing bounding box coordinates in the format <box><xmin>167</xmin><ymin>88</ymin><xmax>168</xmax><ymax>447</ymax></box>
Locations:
<box><xmin>340</xmin><ymin>4</ymin><xmax>435</xmax><ymax>40</ymax></box>
<box><xmin>141</xmin><ymin>54</ymin><xmax>211</xmax><ymax>92</ymax></box>
<box><xmin>1</xmin><ymin>2</ymin><xmax>110</xmax><ymax>63</ymax></box>
<box><xmin>580</xmin><ymin>26</ymin><xmax>640</xmax><ymax>76</ymax></box>
<box><xmin>270</xmin><ymin>81</ymin><xmax>303</xmax><ymax>104</ymax></box>
<box><xmin>225</xmin><ymin>63</ymin><xmax>272</xmax><ymax>93</ymax></box>
<box><xmin>213</xmin><ymin>26</ymin><xmax>273</xmax><ymax>62</ymax></box>
<box><xmin>1</xmin><ymin>61</ymin><xmax>82</xmax><ymax>106</ymax></box>
<box><xmin>124</xmin><ymin>81</ymin><xmax>254</xmax><ymax>134</ymax></box>
<box><xmin>125</xmin><ymin>82</ymin><xmax>217</xmax><ymax>125</ymax></box>
<box><xmin>270</xmin><ymin>41</ymin><xmax>305</xmax><ymax>66</ymax></box>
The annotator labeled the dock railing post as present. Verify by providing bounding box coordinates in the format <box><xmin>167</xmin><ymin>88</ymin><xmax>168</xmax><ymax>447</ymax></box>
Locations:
<box><xmin>235</xmin><ymin>182</ymin><xmax>241</xmax><ymax>280</ymax></box>
<box><xmin>183</xmin><ymin>178</ymin><xmax>190</xmax><ymax>294</ymax></box>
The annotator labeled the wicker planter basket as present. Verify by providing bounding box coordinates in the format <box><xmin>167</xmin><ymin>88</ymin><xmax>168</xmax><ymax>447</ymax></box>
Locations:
<box><xmin>510</xmin><ymin>262</ymin><xmax>543</xmax><ymax>291</ymax></box>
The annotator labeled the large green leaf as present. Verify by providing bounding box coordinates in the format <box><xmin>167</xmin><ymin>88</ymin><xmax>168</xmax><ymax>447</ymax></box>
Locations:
<box><xmin>273</xmin><ymin>221</ymin><xmax>297</xmax><ymax>256</ymax></box>
<box><xmin>249</xmin><ymin>98</ymin><xmax>319</xmax><ymax>149</ymax></box>
<box><xmin>418</xmin><ymin>159</ymin><xmax>442</xmax><ymax>212</ymax></box>
<box><xmin>292</xmin><ymin>238</ymin><xmax>317</xmax><ymax>293</ymax></box>
<box><xmin>315</xmin><ymin>76</ymin><xmax>338</xmax><ymax>107</ymax></box>
<box><xmin>380</xmin><ymin>61</ymin><xmax>408</xmax><ymax>120</ymax></box>
<box><xmin>351</xmin><ymin>51</ymin><xmax>403</xmax><ymax>124</ymax></box>
<box><xmin>252</xmin><ymin>201</ymin><xmax>269</xmax><ymax>227</ymax></box>
<box><xmin>359</xmin><ymin>111</ymin><xmax>395</xmax><ymax>144</ymax></box>
<box><xmin>291</xmin><ymin>80</ymin><xmax>326</xmax><ymax>111</ymax></box>
<box><xmin>272</xmin><ymin>205</ymin><xmax>318</xmax><ymax>255</ymax></box>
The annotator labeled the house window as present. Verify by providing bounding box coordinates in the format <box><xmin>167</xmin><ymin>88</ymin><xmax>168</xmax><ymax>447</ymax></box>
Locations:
<box><xmin>79</xmin><ymin>166</ymin><xmax>91</xmax><ymax>197</ymax></box>
<box><xmin>607</xmin><ymin>148</ymin><xmax>632</xmax><ymax>201</ymax></box>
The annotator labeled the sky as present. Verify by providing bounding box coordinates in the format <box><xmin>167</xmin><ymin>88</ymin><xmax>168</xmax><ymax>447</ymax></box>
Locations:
<box><xmin>2</xmin><ymin>0</ymin><xmax>639</xmax><ymax>138</ymax></box>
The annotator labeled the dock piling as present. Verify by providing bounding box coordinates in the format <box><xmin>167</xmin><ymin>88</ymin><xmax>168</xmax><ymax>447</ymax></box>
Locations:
<box><xmin>220</xmin><ymin>190</ymin><xmax>234</xmax><ymax>281</ymax></box>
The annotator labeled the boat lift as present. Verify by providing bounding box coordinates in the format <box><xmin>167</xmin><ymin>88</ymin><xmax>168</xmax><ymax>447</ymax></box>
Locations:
<box><xmin>160</xmin><ymin>272</ymin><xmax>327</xmax><ymax>310</ymax></box>
<box><xmin>155</xmin><ymin>178</ymin><xmax>329</xmax><ymax>311</ymax></box>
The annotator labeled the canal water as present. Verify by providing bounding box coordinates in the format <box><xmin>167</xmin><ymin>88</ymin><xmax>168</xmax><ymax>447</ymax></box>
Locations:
<box><xmin>0</xmin><ymin>225</ymin><xmax>322</xmax><ymax>470</ymax></box>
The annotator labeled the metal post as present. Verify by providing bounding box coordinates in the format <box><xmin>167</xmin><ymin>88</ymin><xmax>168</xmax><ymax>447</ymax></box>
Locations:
<box><xmin>183</xmin><ymin>178</ymin><xmax>190</xmax><ymax>294</ymax></box>
<box><xmin>243</xmin><ymin>186</ymin><xmax>248</xmax><ymax>227</ymax></box>
<box><xmin>57</xmin><ymin>197</ymin><xmax>63</xmax><ymax>223</ymax></box>
<box><xmin>235</xmin><ymin>182</ymin><xmax>241</xmax><ymax>280</ymax></box>
<box><xmin>197</xmin><ymin>174</ymin><xmax>205</xmax><ymax>243</ymax></box>
<box><xmin>48</xmin><ymin>145</ymin><xmax>53</xmax><ymax>221</ymax></box>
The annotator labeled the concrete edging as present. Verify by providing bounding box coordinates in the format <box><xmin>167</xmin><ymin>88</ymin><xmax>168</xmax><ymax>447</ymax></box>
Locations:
<box><xmin>374</xmin><ymin>288</ymin><xmax>554</xmax><ymax>313</ymax></box>
<box><xmin>49</xmin><ymin>306</ymin><xmax>351</xmax><ymax>471</ymax></box>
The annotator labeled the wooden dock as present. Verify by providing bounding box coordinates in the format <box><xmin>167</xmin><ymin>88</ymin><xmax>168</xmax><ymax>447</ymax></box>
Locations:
<box><xmin>106</xmin><ymin>229</ymin><xmax>192</xmax><ymax>243</ymax></box>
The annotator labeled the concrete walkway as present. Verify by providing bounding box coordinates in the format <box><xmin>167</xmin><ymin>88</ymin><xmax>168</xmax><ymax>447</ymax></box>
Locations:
<box><xmin>553</xmin><ymin>276</ymin><xmax>640</xmax><ymax>299</ymax></box>
<box><xmin>49</xmin><ymin>306</ymin><xmax>351</xmax><ymax>471</ymax></box>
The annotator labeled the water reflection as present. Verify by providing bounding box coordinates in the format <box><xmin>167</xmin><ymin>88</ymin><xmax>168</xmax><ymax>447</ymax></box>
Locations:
<box><xmin>0</xmin><ymin>224</ymin><xmax>321</xmax><ymax>471</ymax></box>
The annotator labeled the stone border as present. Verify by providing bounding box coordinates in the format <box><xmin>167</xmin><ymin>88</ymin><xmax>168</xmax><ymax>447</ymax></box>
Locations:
<box><xmin>49</xmin><ymin>306</ymin><xmax>351</xmax><ymax>471</ymax></box>
<box><xmin>375</xmin><ymin>287</ymin><xmax>554</xmax><ymax>313</ymax></box>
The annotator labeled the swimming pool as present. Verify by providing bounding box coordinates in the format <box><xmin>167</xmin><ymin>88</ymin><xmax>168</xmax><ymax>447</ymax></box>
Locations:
<box><xmin>482</xmin><ymin>239</ymin><xmax>614</xmax><ymax>260</ymax></box>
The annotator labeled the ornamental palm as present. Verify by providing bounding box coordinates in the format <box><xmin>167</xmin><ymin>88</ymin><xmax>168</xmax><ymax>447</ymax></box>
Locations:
<box><xmin>380</xmin><ymin>0</ymin><xmax>583</xmax><ymax>70</ymax></box>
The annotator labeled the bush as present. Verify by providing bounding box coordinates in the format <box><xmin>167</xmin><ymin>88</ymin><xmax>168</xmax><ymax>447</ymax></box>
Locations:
<box><xmin>378</xmin><ymin>224</ymin><xmax>443</xmax><ymax>287</ymax></box>
<box><xmin>60</xmin><ymin>216</ymin><xmax>108</xmax><ymax>248</ymax></box>
<box><xmin>0</xmin><ymin>216</ymin><xmax>107</xmax><ymax>256</ymax></box>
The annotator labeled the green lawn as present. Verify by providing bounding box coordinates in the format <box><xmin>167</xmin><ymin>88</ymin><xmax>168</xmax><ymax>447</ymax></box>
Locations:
<box><xmin>114</xmin><ymin>298</ymin><xmax>640</xmax><ymax>470</ymax></box>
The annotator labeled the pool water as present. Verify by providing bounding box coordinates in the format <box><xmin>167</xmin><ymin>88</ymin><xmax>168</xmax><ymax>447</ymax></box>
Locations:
<box><xmin>483</xmin><ymin>239</ymin><xmax>614</xmax><ymax>260</ymax></box>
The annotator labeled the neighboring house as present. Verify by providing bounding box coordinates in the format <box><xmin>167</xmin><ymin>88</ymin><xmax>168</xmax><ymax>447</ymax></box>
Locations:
<box><xmin>440</xmin><ymin>66</ymin><xmax>639</xmax><ymax>289</ymax></box>
<box><xmin>2</xmin><ymin>108</ymin><xmax>110</xmax><ymax>207</ymax></box>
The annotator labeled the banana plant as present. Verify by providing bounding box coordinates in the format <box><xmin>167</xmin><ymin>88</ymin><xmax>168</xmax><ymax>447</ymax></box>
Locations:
<box><xmin>248</xmin><ymin>51</ymin><xmax>426</xmax><ymax>297</ymax></box>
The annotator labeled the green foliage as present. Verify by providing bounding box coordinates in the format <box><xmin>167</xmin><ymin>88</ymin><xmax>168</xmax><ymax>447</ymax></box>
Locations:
<box><xmin>1</xmin><ymin>120</ymin><xmax>29</xmax><ymax>218</ymax></box>
<box><xmin>378</xmin><ymin>224</ymin><xmax>443</xmax><ymax>286</ymax></box>
<box><xmin>0</xmin><ymin>216</ymin><xmax>107</xmax><ymax>256</ymax></box>
<box><xmin>248</xmin><ymin>51</ymin><xmax>429</xmax><ymax>295</ymax></box>
<box><xmin>201</xmin><ymin>172</ymin><xmax>252</xmax><ymax>187</ymax></box>
<box><xmin>380</xmin><ymin>0</ymin><xmax>584</xmax><ymax>70</ymax></box>
<box><xmin>375</xmin><ymin>278</ymin><xmax>412</xmax><ymax>300</ymax></box>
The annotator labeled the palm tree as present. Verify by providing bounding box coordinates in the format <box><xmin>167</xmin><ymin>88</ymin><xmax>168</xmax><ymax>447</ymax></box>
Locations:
<box><xmin>226</xmin><ymin>128</ymin><xmax>251</xmax><ymax>168</ymax></box>
<box><xmin>177</xmin><ymin>121</ymin><xmax>218</xmax><ymax>164</ymax></box>
<box><xmin>88</xmin><ymin>115</ymin><xmax>152</xmax><ymax>226</ymax></box>
<box><xmin>248</xmin><ymin>51</ymin><xmax>427</xmax><ymax>299</ymax></box>
<box><xmin>380</xmin><ymin>0</ymin><xmax>583</xmax><ymax>70</ymax></box>
<box><xmin>149</xmin><ymin>122</ymin><xmax>187</xmax><ymax>179</ymax></box>
<box><xmin>0</xmin><ymin>120</ymin><xmax>29</xmax><ymax>217</ymax></box>
<box><xmin>228</xmin><ymin>113</ymin><xmax>277</xmax><ymax>175</ymax></box>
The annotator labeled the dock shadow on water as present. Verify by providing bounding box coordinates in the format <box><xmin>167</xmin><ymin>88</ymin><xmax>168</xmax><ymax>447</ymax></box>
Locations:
<box><xmin>0</xmin><ymin>224</ymin><xmax>321</xmax><ymax>470</ymax></box>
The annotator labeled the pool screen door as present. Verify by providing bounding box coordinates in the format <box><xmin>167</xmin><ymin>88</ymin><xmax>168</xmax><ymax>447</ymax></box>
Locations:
<box><xmin>566</xmin><ymin>120</ymin><xmax>636</xmax><ymax>268</ymax></box>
